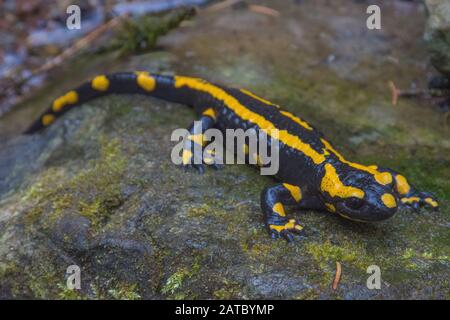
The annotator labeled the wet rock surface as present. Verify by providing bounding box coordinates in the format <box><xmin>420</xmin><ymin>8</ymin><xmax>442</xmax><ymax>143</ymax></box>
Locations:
<box><xmin>0</xmin><ymin>0</ymin><xmax>449</xmax><ymax>299</ymax></box>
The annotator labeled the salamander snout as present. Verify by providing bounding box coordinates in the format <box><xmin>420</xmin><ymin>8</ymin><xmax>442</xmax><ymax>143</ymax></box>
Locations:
<box><xmin>334</xmin><ymin>186</ymin><xmax>398</xmax><ymax>222</ymax></box>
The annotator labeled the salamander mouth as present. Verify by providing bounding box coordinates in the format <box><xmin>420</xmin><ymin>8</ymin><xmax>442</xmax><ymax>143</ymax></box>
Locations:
<box><xmin>335</xmin><ymin>202</ymin><xmax>397</xmax><ymax>222</ymax></box>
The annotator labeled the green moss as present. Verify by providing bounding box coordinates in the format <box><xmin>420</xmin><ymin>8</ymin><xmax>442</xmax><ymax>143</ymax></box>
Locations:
<box><xmin>306</xmin><ymin>240</ymin><xmax>368</xmax><ymax>270</ymax></box>
<box><xmin>107</xmin><ymin>283</ymin><xmax>142</xmax><ymax>300</ymax></box>
<box><xmin>25</xmin><ymin>265</ymin><xmax>61</xmax><ymax>299</ymax></box>
<box><xmin>161</xmin><ymin>258</ymin><xmax>201</xmax><ymax>299</ymax></box>
<box><xmin>213</xmin><ymin>280</ymin><xmax>241</xmax><ymax>299</ymax></box>
<box><xmin>401</xmin><ymin>247</ymin><xmax>449</xmax><ymax>271</ymax></box>
<box><xmin>21</xmin><ymin>137</ymin><xmax>127</xmax><ymax>232</ymax></box>
<box><xmin>22</xmin><ymin>206</ymin><xmax>44</xmax><ymax>226</ymax></box>
<box><xmin>161</xmin><ymin>267</ymin><xmax>190</xmax><ymax>297</ymax></box>
<box><xmin>107</xmin><ymin>7</ymin><xmax>196</xmax><ymax>56</ymax></box>
<box><xmin>187</xmin><ymin>204</ymin><xmax>212</xmax><ymax>218</ymax></box>
<box><xmin>241</xmin><ymin>241</ymin><xmax>278</xmax><ymax>260</ymax></box>
<box><xmin>57</xmin><ymin>283</ymin><xmax>87</xmax><ymax>300</ymax></box>
<box><xmin>295</xmin><ymin>288</ymin><xmax>320</xmax><ymax>300</ymax></box>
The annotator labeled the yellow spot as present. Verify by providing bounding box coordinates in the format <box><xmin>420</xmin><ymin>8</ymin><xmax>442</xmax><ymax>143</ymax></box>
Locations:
<box><xmin>272</xmin><ymin>202</ymin><xmax>286</xmax><ymax>216</ymax></box>
<box><xmin>202</xmin><ymin>108</ymin><xmax>217</xmax><ymax>119</ymax></box>
<box><xmin>395</xmin><ymin>174</ymin><xmax>410</xmax><ymax>195</ymax></box>
<box><xmin>368</xmin><ymin>165</ymin><xmax>378</xmax><ymax>169</ymax></box>
<box><xmin>375</xmin><ymin>172</ymin><xmax>392</xmax><ymax>185</ymax></box>
<box><xmin>52</xmin><ymin>90</ymin><xmax>78</xmax><ymax>112</ymax></box>
<box><xmin>424</xmin><ymin>197</ymin><xmax>438</xmax><ymax>207</ymax></box>
<box><xmin>381</xmin><ymin>193</ymin><xmax>397</xmax><ymax>208</ymax></box>
<box><xmin>91</xmin><ymin>75</ymin><xmax>110</xmax><ymax>91</ymax></box>
<box><xmin>283</xmin><ymin>183</ymin><xmax>302</xmax><ymax>202</ymax></box>
<box><xmin>242</xmin><ymin>144</ymin><xmax>249</xmax><ymax>155</ymax></box>
<box><xmin>187</xmin><ymin>134</ymin><xmax>205</xmax><ymax>146</ymax></box>
<box><xmin>42</xmin><ymin>114</ymin><xmax>55</xmax><ymax>126</ymax></box>
<box><xmin>240</xmin><ymin>88</ymin><xmax>279</xmax><ymax>108</ymax></box>
<box><xmin>321</xmin><ymin>139</ymin><xmax>392</xmax><ymax>185</ymax></box>
<box><xmin>321</xmin><ymin>164</ymin><xmax>365</xmax><ymax>199</ymax></box>
<box><xmin>269</xmin><ymin>219</ymin><xmax>301</xmax><ymax>232</ymax></box>
<box><xmin>325</xmin><ymin>203</ymin><xmax>336</xmax><ymax>213</ymax></box>
<box><xmin>174</xmin><ymin>76</ymin><xmax>326</xmax><ymax>164</ymax></box>
<box><xmin>401</xmin><ymin>197</ymin><xmax>420</xmax><ymax>204</ymax></box>
<box><xmin>136</xmin><ymin>72</ymin><xmax>156</xmax><ymax>91</ymax></box>
<box><xmin>269</xmin><ymin>225</ymin><xmax>285</xmax><ymax>232</ymax></box>
<box><xmin>182</xmin><ymin>149</ymin><xmax>193</xmax><ymax>165</ymax></box>
<box><xmin>280</xmin><ymin>110</ymin><xmax>313</xmax><ymax>131</ymax></box>
<box><xmin>203</xmin><ymin>156</ymin><xmax>214</xmax><ymax>165</ymax></box>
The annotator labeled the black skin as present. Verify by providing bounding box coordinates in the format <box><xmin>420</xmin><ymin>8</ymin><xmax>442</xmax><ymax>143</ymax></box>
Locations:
<box><xmin>25</xmin><ymin>72</ymin><xmax>439</xmax><ymax>242</ymax></box>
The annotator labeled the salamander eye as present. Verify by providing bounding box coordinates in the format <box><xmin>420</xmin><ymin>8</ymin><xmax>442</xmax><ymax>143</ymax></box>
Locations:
<box><xmin>343</xmin><ymin>197</ymin><xmax>364</xmax><ymax>210</ymax></box>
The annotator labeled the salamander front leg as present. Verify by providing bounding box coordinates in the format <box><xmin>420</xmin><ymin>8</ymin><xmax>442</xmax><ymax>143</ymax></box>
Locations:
<box><xmin>261</xmin><ymin>183</ymin><xmax>306</xmax><ymax>242</ymax></box>
<box><xmin>182</xmin><ymin>108</ymin><xmax>222</xmax><ymax>173</ymax></box>
<box><xmin>375</xmin><ymin>166</ymin><xmax>439</xmax><ymax>211</ymax></box>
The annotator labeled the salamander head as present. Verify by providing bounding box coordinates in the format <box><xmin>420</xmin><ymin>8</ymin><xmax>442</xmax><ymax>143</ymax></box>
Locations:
<box><xmin>320</xmin><ymin>163</ymin><xmax>397</xmax><ymax>222</ymax></box>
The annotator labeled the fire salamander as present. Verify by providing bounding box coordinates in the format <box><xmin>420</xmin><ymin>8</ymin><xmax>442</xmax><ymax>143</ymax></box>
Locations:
<box><xmin>25</xmin><ymin>72</ymin><xmax>439</xmax><ymax>241</ymax></box>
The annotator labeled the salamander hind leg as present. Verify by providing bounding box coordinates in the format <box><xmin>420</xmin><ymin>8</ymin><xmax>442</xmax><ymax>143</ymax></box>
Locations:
<box><xmin>182</xmin><ymin>108</ymin><xmax>223</xmax><ymax>173</ymax></box>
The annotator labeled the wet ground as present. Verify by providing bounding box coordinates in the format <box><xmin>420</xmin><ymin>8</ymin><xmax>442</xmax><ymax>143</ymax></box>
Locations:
<box><xmin>0</xmin><ymin>0</ymin><xmax>448</xmax><ymax>299</ymax></box>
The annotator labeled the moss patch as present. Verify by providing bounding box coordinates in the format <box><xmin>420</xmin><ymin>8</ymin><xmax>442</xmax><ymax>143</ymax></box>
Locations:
<box><xmin>21</xmin><ymin>137</ymin><xmax>127</xmax><ymax>232</ymax></box>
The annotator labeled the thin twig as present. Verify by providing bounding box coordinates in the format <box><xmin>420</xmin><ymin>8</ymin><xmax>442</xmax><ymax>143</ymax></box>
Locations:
<box><xmin>389</xmin><ymin>81</ymin><xmax>399</xmax><ymax>106</ymax></box>
<box><xmin>389</xmin><ymin>80</ymin><xmax>433</xmax><ymax>106</ymax></box>
<box><xmin>332</xmin><ymin>261</ymin><xmax>341</xmax><ymax>290</ymax></box>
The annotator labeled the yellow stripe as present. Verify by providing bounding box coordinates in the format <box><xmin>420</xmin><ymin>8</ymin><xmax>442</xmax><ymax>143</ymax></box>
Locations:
<box><xmin>282</xmin><ymin>183</ymin><xmax>302</xmax><ymax>202</ymax></box>
<box><xmin>174</xmin><ymin>76</ymin><xmax>326</xmax><ymax>165</ymax></box>
<box><xmin>174</xmin><ymin>76</ymin><xmax>396</xmax><ymax>188</ymax></box>
<box><xmin>321</xmin><ymin>163</ymin><xmax>365</xmax><ymax>199</ymax></box>
<box><xmin>279</xmin><ymin>110</ymin><xmax>313</xmax><ymax>131</ymax></box>
<box><xmin>240</xmin><ymin>89</ymin><xmax>312</xmax><ymax>130</ymax></box>
<box><xmin>240</xmin><ymin>88</ymin><xmax>279</xmax><ymax>107</ymax></box>
<box><xmin>320</xmin><ymin>138</ymin><xmax>392</xmax><ymax>185</ymax></box>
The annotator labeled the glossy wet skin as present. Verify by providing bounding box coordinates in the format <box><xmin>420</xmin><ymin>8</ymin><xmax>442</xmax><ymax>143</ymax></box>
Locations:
<box><xmin>328</xmin><ymin>170</ymin><xmax>398</xmax><ymax>222</ymax></box>
<box><xmin>24</xmin><ymin>72</ymin><xmax>439</xmax><ymax>241</ymax></box>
